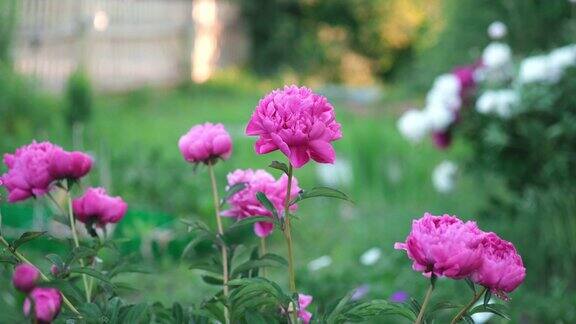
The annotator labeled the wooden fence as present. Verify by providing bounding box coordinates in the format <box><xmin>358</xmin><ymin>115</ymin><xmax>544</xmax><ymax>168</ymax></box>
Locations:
<box><xmin>12</xmin><ymin>0</ymin><xmax>248</xmax><ymax>92</ymax></box>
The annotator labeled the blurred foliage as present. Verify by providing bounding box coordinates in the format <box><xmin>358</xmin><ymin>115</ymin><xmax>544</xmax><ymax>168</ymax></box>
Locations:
<box><xmin>0</xmin><ymin>0</ymin><xmax>16</xmax><ymax>66</ymax></box>
<box><xmin>65</xmin><ymin>68</ymin><xmax>93</xmax><ymax>129</ymax></box>
<box><xmin>238</xmin><ymin>0</ymin><xmax>441</xmax><ymax>84</ymax></box>
<box><xmin>460</xmin><ymin>68</ymin><xmax>576</xmax><ymax>322</ymax></box>
<box><xmin>0</xmin><ymin>65</ymin><xmax>60</xmax><ymax>150</ymax></box>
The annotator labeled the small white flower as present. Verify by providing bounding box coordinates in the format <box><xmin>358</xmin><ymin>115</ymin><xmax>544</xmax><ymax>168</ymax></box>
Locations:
<box><xmin>432</xmin><ymin>161</ymin><xmax>458</xmax><ymax>193</ymax></box>
<box><xmin>426</xmin><ymin>74</ymin><xmax>462</xmax><ymax>111</ymax></box>
<box><xmin>425</xmin><ymin>103</ymin><xmax>456</xmax><ymax>131</ymax></box>
<box><xmin>518</xmin><ymin>55</ymin><xmax>553</xmax><ymax>84</ymax></box>
<box><xmin>488</xmin><ymin>21</ymin><xmax>507</xmax><ymax>40</ymax></box>
<box><xmin>397</xmin><ymin>109</ymin><xmax>431</xmax><ymax>143</ymax></box>
<box><xmin>360</xmin><ymin>247</ymin><xmax>382</xmax><ymax>266</ymax></box>
<box><xmin>476</xmin><ymin>89</ymin><xmax>519</xmax><ymax>118</ymax></box>
<box><xmin>307</xmin><ymin>255</ymin><xmax>333</xmax><ymax>272</ymax></box>
<box><xmin>482</xmin><ymin>42</ymin><xmax>512</xmax><ymax>70</ymax></box>
<box><xmin>316</xmin><ymin>159</ymin><xmax>353</xmax><ymax>187</ymax></box>
<box><xmin>549</xmin><ymin>45</ymin><xmax>576</xmax><ymax>81</ymax></box>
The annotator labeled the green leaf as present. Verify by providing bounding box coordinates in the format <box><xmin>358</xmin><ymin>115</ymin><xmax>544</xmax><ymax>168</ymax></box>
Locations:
<box><xmin>326</xmin><ymin>290</ymin><xmax>355</xmax><ymax>323</ymax></box>
<box><xmin>12</xmin><ymin>231</ymin><xmax>46</xmax><ymax>250</ymax></box>
<box><xmin>220</xmin><ymin>182</ymin><xmax>247</xmax><ymax>207</ymax></box>
<box><xmin>256</xmin><ymin>192</ymin><xmax>278</xmax><ymax>219</ymax></box>
<box><xmin>469</xmin><ymin>303</ymin><xmax>510</xmax><ymax>320</ymax></box>
<box><xmin>464</xmin><ymin>278</ymin><xmax>476</xmax><ymax>293</ymax></box>
<box><xmin>105</xmin><ymin>297</ymin><xmax>123</xmax><ymax>324</ymax></box>
<box><xmin>269</xmin><ymin>161</ymin><xmax>289</xmax><ymax>174</ymax></box>
<box><xmin>483</xmin><ymin>289</ymin><xmax>492</xmax><ymax>307</ymax></box>
<box><xmin>463</xmin><ymin>315</ymin><xmax>475</xmax><ymax>324</ymax></box>
<box><xmin>79</xmin><ymin>302</ymin><xmax>103</xmax><ymax>319</ymax></box>
<box><xmin>121</xmin><ymin>303</ymin><xmax>149</xmax><ymax>323</ymax></box>
<box><xmin>68</xmin><ymin>246</ymin><xmax>97</xmax><ymax>265</ymax></box>
<box><xmin>290</xmin><ymin>187</ymin><xmax>352</xmax><ymax>205</ymax></box>
<box><xmin>226</xmin><ymin>216</ymin><xmax>275</xmax><ymax>232</ymax></box>
<box><xmin>70</xmin><ymin>267</ymin><xmax>113</xmax><ymax>286</ymax></box>
<box><xmin>231</xmin><ymin>254</ymin><xmax>287</xmax><ymax>277</ymax></box>
<box><xmin>188</xmin><ymin>261</ymin><xmax>222</xmax><ymax>274</ymax></box>
<box><xmin>172</xmin><ymin>302</ymin><xmax>184</xmax><ymax>324</ymax></box>
<box><xmin>202</xmin><ymin>275</ymin><xmax>224</xmax><ymax>285</ymax></box>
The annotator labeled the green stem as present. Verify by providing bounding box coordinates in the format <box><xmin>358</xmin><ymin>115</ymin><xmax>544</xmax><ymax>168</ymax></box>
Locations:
<box><xmin>207</xmin><ymin>161</ymin><xmax>230</xmax><ymax>324</ymax></box>
<box><xmin>260</xmin><ymin>237</ymin><xmax>267</xmax><ymax>278</ymax></box>
<box><xmin>415</xmin><ymin>280</ymin><xmax>435</xmax><ymax>324</ymax></box>
<box><xmin>0</xmin><ymin>235</ymin><xmax>81</xmax><ymax>315</ymax></box>
<box><xmin>450</xmin><ymin>287</ymin><xmax>488</xmax><ymax>324</ymax></box>
<box><xmin>65</xmin><ymin>183</ymin><xmax>91</xmax><ymax>302</ymax></box>
<box><xmin>281</xmin><ymin>163</ymin><xmax>298</xmax><ymax>322</ymax></box>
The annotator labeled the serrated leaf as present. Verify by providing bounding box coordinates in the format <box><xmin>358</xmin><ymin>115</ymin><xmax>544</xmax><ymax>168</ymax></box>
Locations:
<box><xmin>220</xmin><ymin>182</ymin><xmax>247</xmax><ymax>207</ymax></box>
<box><xmin>12</xmin><ymin>231</ymin><xmax>46</xmax><ymax>250</ymax></box>
<box><xmin>290</xmin><ymin>187</ymin><xmax>352</xmax><ymax>205</ymax></box>
<box><xmin>269</xmin><ymin>161</ymin><xmax>289</xmax><ymax>174</ymax></box>
<box><xmin>256</xmin><ymin>192</ymin><xmax>278</xmax><ymax>219</ymax></box>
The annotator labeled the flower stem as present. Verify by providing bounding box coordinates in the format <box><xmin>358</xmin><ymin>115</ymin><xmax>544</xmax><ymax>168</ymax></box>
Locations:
<box><xmin>260</xmin><ymin>237</ymin><xmax>267</xmax><ymax>277</ymax></box>
<box><xmin>65</xmin><ymin>183</ymin><xmax>91</xmax><ymax>303</ymax></box>
<box><xmin>450</xmin><ymin>286</ymin><xmax>488</xmax><ymax>324</ymax></box>
<box><xmin>281</xmin><ymin>163</ymin><xmax>298</xmax><ymax>322</ymax></box>
<box><xmin>415</xmin><ymin>280</ymin><xmax>435</xmax><ymax>324</ymax></box>
<box><xmin>207</xmin><ymin>161</ymin><xmax>230</xmax><ymax>324</ymax></box>
<box><xmin>0</xmin><ymin>235</ymin><xmax>81</xmax><ymax>316</ymax></box>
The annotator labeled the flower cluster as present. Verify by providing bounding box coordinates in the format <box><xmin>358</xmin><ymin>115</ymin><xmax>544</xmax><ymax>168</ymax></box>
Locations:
<box><xmin>246</xmin><ymin>85</ymin><xmax>342</xmax><ymax>168</ymax></box>
<box><xmin>395</xmin><ymin>213</ymin><xmax>526</xmax><ymax>298</ymax></box>
<box><xmin>1</xmin><ymin>141</ymin><xmax>92</xmax><ymax>202</ymax></box>
<box><xmin>12</xmin><ymin>264</ymin><xmax>62</xmax><ymax>323</ymax></box>
<box><xmin>221</xmin><ymin>169</ymin><xmax>300</xmax><ymax>237</ymax></box>
<box><xmin>72</xmin><ymin>187</ymin><xmax>128</xmax><ymax>226</ymax></box>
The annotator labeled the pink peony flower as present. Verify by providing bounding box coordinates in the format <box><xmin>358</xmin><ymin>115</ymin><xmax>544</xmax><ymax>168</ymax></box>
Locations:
<box><xmin>471</xmin><ymin>232</ymin><xmax>526</xmax><ymax>299</ymax></box>
<box><xmin>221</xmin><ymin>169</ymin><xmax>300</xmax><ymax>237</ymax></box>
<box><xmin>246</xmin><ymin>85</ymin><xmax>342</xmax><ymax>168</ymax></box>
<box><xmin>1</xmin><ymin>141</ymin><xmax>58</xmax><ymax>202</ymax></box>
<box><xmin>12</xmin><ymin>264</ymin><xmax>40</xmax><ymax>293</ymax></box>
<box><xmin>178</xmin><ymin>122</ymin><xmax>232</xmax><ymax>164</ymax></box>
<box><xmin>394</xmin><ymin>213</ymin><xmax>484</xmax><ymax>279</ymax></box>
<box><xmin>23</xmin><ymin>287</ymin><xmax>62</xmax><ymax>323</ymax></box>
<box><xmin>48</xmin><ymin>148</ymin><xmax>92</xmax><ymax>181</ymax></box>
<box><xmin>298</xmin><ymin>294</ymin><xmax>313</xmax><ymax>324</ymax></box>
<box><xmin>72</xmin><ymin>187</ymin><xmax>128</xmax><ymax>226</ymax></box>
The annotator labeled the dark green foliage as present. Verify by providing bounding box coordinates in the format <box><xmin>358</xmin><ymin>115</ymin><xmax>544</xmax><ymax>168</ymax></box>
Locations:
<box><xmin>65</xmin><ymin>68</ymin><xmax>93</xmax><ymax>128</ymax></box>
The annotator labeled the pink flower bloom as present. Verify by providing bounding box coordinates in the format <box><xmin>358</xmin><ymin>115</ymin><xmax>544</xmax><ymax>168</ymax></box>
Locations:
<box><xmin>12</xmin><ymin>264</ymin><xmax>40</xmax><ymax>293</ymax></box>
<box><xmin>394</xmin><ymin>213</ymin><xmax>484</xmax><ymax>279</ymax></box>
<box><xmin>72</xmin><ymin>187</ymin><xmax>128</xmax><ymax>226</ymax></box>
<box><xmin>471</xmin><ymin>232</ymin><xmax>526</xmax><ymax>299</ymax></box>
<box><xmin>298</xmin><ymin>294</ymin><xmax>313</xmax><ymax>324</ymax></box>
<box><xmin>246</xmin><ymin>85</ymin><xmax>342</xmax><ymax>168</ymax></box>
<box><xmin>23</xmin><ymin>287</ymin><xmax>62</xmax><ymax>323</ymax></box>
<box><xmin>221</xmin><ymin>169</ymin><xmax>300</xmax><ymax>237</ymax></box>
<box><xmin>48</xmin><ymin>148</ymin><xmax>92</xmax><ymax>181</ymax></box>
<box><xmin>1</xmin><ymin>141</ymin><xmax>58</xmax><ymax>202</ymax></box>
<box><xmin>178</xmin><ymin>123</ymin><xmax>232</xmax><ymax>164</ymax></box>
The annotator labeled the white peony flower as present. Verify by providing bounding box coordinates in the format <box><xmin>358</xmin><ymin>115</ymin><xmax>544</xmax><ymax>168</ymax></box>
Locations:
<box><xmin>488</xmin><ymin>21</ymin><xmax>507</xmax><ymax>40</ymax></box>
<box><xmin>425</xmin><ymin>103</ymin><xmax>456</xmax><ymax>131</ymax></box>
<box><xmin>548</xmin><ymin>45</ymin><xmax>576</xmax><ymax>81</ymax></box>
<box><xmin>426</xmin><ymin>74</ymin><xmax>462</xmax><ymax>111</ymax></box>
<box><xmin>482</xmin><ymin>42</ymin><xmax>512</xmax><ymax>70</ymax></box>
<box><xmin>360</xmin><ymin>247</ymin><xmax>382</xmax><ymax>266</ymax></box>
<box><xmin>307</xmin><ymin>255</ymin><xmax>333</xmax><ymax>272</ymax></box>
<box><xmin>518</xmin><ymin>55</ymin><xmax>553</xmax><ymax>84</ymax></box>
<box><xmin>397</xmin><ymin>109</ymin><xmax>431</xmax><ymax>143</ymax></box>
<box><xmin>316</xmin><ymin>158</ymin><xmax>353</xmax><ymax>187</ymax></box>
<box><xmin>432</xmin><ymin>160</ymin><xmax>458</xmax><ymax>193</ymax></box>
<box><xmin>476</xmin><ymin>89</ymin><xmax>519</xmax><ymax>118</ymax></box>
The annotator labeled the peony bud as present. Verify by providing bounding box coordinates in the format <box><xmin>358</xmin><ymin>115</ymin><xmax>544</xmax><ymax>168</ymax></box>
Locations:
<box><xmin>12</xmin><ymin>264</ymin><xmax>40</xmax><ymax>293</ymax></box>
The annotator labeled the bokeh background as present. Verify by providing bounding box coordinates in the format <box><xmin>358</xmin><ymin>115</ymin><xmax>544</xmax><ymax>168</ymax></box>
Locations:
<box><xmin>1</xmin><ymin>0</ymin><xmax>575</xmax><ymax>322</ymax></box>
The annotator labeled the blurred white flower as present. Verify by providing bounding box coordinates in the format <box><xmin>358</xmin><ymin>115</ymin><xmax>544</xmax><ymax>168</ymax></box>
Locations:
<box><xmin>425</xmin><ymin>103</ymin><xmax>456</xmax><ymax>131</ymax></box>
<box><xmin>518</xmin><ymin>55</ymin><xmax>553</xmax><ymax>84</ymax></box>
<box><xmin>488</xmin><ymin>21</ymin><xmax>507</xmax><ymax>40</ymax></box>
<box><xmin>307</xmin><ymin>255</ymin><xmax>333</xmax><ymax>272</ymax></box>
<box><xmin>482</xmin><ymin>42</ymin><xmax>512</xmax><ymax>70</ymax></box>
<box><xmin>432</xmin><ymin>160</ymin><xmax>458</xmax><ymax>193</ymax></box>
<box><xmin>360</xmin><ymin>247</ymin><xmax>382</xmax><ymax>266</ymax></box>
<box><xmin>426</xmin><ymin>74</ymin><xmax>462</xmax><ymax>111</ymax></box>
<box><xmin>476</xmin><ymin>89</ymin><xmax>519</xmax><ymax>118</ymax></box>
<box><xmin>397</xmin><ymin>109</ymin><xmax>431</xmax><ymax>143</ymax></box>
<box><xmin>549</xmin><ymin>45</ymin><xmax>576</xmax><ymax>81</ymax></box>
<box><xmin>316</xmin><ymin>159</ymin><xmax>353</xmax><ymax>187</ymax></box>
